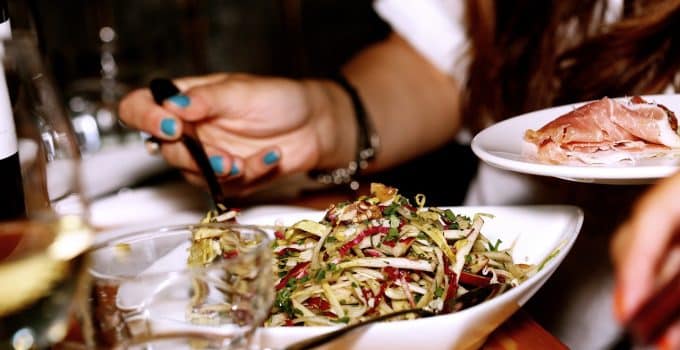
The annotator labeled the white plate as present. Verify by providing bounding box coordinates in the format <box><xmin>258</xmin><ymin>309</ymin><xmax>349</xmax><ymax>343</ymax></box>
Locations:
<box><xmin>243</xmin><ymin>205</ymin><xmax>584</xmax><ymax>350</ymax></box>
<box><xmin>471</xmin><ymin>94</ymin><xmax>680</xmax><ymax>184</ymax></box>
<box><xmin>108</xmin><ymin>206</ymin><xmax>583</xmax><ymax>350</ymax></box>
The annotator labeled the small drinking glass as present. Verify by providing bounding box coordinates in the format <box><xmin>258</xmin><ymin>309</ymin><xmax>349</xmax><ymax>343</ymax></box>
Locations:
<box><xmin>85</xmin><ymin>224</ymin><xmax>273</xmax><ymax>349</ymax></box>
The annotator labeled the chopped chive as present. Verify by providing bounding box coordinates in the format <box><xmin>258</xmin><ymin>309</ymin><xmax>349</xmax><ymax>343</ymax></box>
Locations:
<box><xmin>315</xmin><ymin>269</ymin><xmax>326</xmax><ymax>281</ymax></box>
<box><xmin>414</xmin><ymin>294</ymin><xmax>423</xmax><ymax>303</ymax></box>
<box><xmin>334</xmin><ymin>316</ymin><xmax>350</xmax><ymax>324</ymax></box>
<box><xmin>487</xmin><ymin>239</ymin><xmax>503</xmax><ymax>252</ymax></box>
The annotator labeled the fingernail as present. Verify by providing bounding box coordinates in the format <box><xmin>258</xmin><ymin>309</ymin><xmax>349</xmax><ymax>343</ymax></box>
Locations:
<box><xmin>263</xmin><ymin>151</ymin><xmax>279</xmax><ymax>165</ymax></box>
<box><xmin>167</xmin><ymin>94</ymin><xmax>190</xmax><ymax>108</ymax></box>
<box><xmin>160</xmin><ymin>117</ymin><xmax>176</xmax><ymax>136</ymax></box>
<box><xmin>209</xmin><ymin>155</ymin><xmax>224</xmax><ymax>174</ymax></box>
<box><xmin>229</xmin><ymin>164</ymin><xmax>240</xmax><ymax>176</ymax></box>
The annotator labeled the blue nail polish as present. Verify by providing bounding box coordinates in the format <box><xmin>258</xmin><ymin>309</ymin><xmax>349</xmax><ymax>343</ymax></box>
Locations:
<box><xmin>160</xmin><ymin>118</ymin><xmax>176</xmax><ymax>136</ymax></box>
<box><xmin>229</xmin><ymin>164</ymin><xmax>240</xmax><ymax>176</ymax></box>
<box><xmin>209</xmin><ymin>155</ymin><xmax>224</xmax><ymax>174</ymax></box>
<box><xmin>263</xmin><ymin>151</ymin><xmax>279</xmax><ymax>165</ymax></box>
<box><xmin>168</xmin><ymin>94</ymin><xmax>190</xmax><ymax>108</ymax></box>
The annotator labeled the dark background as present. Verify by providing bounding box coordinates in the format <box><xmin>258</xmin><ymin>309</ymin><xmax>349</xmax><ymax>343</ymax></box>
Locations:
<box><xmin>30</xmin><ymin>0</ymin><xmax>390</xmax><ymax>85</ymax></box>
<box><xmin>27</xmin><ymin>0</ymin><xmax>477</xmax><ymax>205</ymax></box>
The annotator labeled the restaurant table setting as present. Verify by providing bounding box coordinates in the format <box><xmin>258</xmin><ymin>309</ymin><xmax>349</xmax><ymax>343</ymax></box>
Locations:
<box><xmin>77</xmin><ymin>93</ymin><xmax>680</xmax><ymax>349</ymax></box>
<box><xmin>1</xmin><ymin>60</ymin><xmax>672</xmax><ymax>350</ymax></box>
<box><xmin>6</xmin><ymin>23</ymin><xmax>680</xmax><ymax>350</ymax></box>
<box><xmin>79</xmin><ymin>180</ymin><xmax>580</xmax><ymax>350</ymax></box>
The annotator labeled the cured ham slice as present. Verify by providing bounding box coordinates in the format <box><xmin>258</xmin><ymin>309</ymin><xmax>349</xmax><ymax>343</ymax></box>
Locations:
<box><xmin>523</xmin><ymin>96</ymin><xmax>680</xmax><ymax>164</ymax></box>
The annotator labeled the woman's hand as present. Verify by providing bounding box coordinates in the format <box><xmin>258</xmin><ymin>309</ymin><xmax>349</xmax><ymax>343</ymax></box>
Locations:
<box><xmin>117</xmin><ymin>34</ymin><xmax>463</xmax><ymax>197</ymax></box>
<box><xmin>611</xmin><ymin>173</ymin><xmax>680</xmax><ymax>349</ymax></box>
<box><xmin>118</xmin><ymin>73</ymin><xmax>356</xmax><ymax>196</ymax></box>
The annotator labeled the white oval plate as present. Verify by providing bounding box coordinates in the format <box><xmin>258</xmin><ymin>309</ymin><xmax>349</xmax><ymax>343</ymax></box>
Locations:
<box><xmin>244</xmin><ymin>205</ymin><xmax>584</xmax><ymax>350</ymax></box>
<box><xmin>107</xmin><ymin>205</ymin><xmax>583</xmax><ymax>350</ymax></box>
<box><xmin>471</xmin><ymin>94</ymin><xmax>680</xmax><ymax>185</ymax></box>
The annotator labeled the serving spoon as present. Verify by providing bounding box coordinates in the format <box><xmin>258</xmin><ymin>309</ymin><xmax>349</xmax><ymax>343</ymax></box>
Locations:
<box><xmin>279</xmin><ymin>283</ymin><xmax>508</xmax><ymax>350</ymax></box>
<box><xmin>148</xmin><ymin>78</ymin><xmax>229</xmax><ymax>214</ymax></box>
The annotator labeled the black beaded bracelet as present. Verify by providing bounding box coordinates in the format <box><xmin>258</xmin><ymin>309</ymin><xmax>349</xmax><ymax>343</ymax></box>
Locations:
<box><xmin>310</xmin><ymin>73</ymin><xmax>380</xmax><ymax>190</ymax></box>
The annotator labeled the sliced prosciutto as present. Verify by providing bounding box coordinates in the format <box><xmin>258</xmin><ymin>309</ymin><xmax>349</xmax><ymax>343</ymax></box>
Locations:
<box><xmin>523</xmin><ymin>96</ymin><xmax>680</xmax><ymax>164</ymax></box>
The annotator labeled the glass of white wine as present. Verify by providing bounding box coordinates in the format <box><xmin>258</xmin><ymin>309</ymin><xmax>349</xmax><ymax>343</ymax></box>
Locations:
<box><xmin>0</xmin><ymin>32</ymin><xmax>92</xmax><ymax>349</ymax></box>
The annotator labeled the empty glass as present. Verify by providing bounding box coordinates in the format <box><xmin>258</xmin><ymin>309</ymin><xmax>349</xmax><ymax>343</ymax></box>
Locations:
<box><xmin>84</xmin><ymin>224</ymin><xmax>273</xmax><ymax>349</ymax></box>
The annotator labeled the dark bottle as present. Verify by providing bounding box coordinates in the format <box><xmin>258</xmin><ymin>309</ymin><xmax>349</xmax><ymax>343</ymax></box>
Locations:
<box><xmin>0</xmin><ymin>0</ymin><xmax>26</xmax><ymax>221</ymax></box>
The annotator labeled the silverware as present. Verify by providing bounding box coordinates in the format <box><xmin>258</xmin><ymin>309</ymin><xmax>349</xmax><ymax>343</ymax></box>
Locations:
<box><xmin>148</xmin><ymin>78</ymin><xmax>228</xmax><ymax>213</ymax></box>
<box><xmin>281</xmin><ymin>283</ymin><xmax>508</xmax><ymax>350</ymax></box>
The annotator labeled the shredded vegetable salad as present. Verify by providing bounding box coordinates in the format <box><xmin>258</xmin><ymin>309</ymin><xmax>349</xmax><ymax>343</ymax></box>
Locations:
<box><xmin>189</xmin><ymin>183</ymin><xmax>538</xmax><ymax>327</ymax></box>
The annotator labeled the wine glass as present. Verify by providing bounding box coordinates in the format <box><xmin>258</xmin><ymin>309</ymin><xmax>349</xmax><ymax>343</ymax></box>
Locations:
<box><xmin>0</xmin><ymin>32</ymin><xmax>92</xmax><ymax>349</ymax></box>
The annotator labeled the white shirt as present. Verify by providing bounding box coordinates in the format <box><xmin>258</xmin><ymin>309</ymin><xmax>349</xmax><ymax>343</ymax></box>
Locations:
<box><xmin>375</xmin><ymin>0</ymin><xmax>544</xmax><ymax>205</ymax></box>
<box><xmin>373</xmin><ymin>0</ymin><xmax>470</xmax><ymax>85</ymax></box>
<box><xmin>374</xmin><ymin>0</ymin><xmax>623</xmax><ymax>80</ymax></box>
<box><xmin>374</xmin><ymin>0</ymin><xmax>625</xmax><ymax>206</ymax></box>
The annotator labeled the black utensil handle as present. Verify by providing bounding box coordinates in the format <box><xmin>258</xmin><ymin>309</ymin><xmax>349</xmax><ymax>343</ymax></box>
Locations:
<box><xmin>145</xmin><ymin>77</ymin><xmax>180</xmax><ymax>146</ymax></box>
<box><xmin>181</xmin><ymin>133</ymin><xmax>225</xmax><ymax>204</ymax></box>
<box><xmin>149</xmin><ymin>78</ymin><xmax>180</xmax><ymax>105</ymax></box>
<box><xmin>148</xmin><ymin>77</ymin><xmax>225</xmax><ymax>205</ymax></box>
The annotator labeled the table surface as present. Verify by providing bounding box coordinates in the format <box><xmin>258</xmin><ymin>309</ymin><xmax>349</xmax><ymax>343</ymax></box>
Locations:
<box><xmin>284</xmin><ymin>186</ymin><xmax>569</xmax><ymax>350</ymax></box>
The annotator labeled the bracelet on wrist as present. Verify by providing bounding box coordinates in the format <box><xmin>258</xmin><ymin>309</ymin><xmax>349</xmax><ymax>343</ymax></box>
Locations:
<box><xmin>309</xmin><ymin>73</ymin><xmax>379</xmax><ymax>190</ymax></box>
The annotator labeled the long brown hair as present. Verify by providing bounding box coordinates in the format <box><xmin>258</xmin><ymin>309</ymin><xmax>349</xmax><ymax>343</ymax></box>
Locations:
<box><xmin>464</xmin><ymin>0</ymin><xmax>680</xmax><ymax>133</ymax></box>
